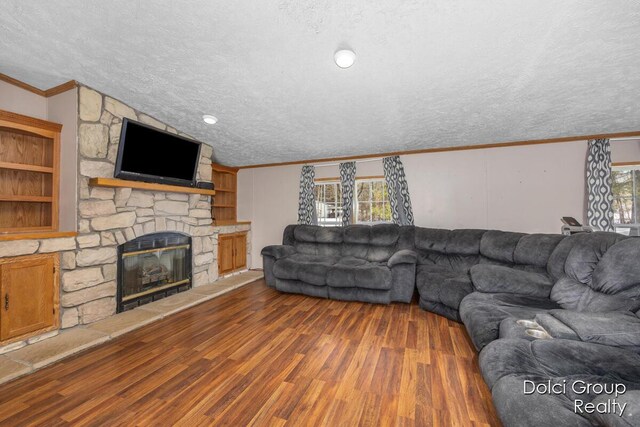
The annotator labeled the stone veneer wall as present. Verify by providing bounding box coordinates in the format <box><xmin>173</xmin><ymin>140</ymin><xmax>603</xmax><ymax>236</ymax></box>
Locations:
<box><xmin>0</xmin><ymin>85</ymin><xmax>226</xmax><ymax>337</ymax></box>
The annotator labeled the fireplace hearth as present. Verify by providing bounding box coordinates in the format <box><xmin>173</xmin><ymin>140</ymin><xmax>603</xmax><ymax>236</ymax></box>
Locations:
<box><xmin>117</xmin><ymin>232</ymin><xmax>192</xmax><ymax>312</ymax></box>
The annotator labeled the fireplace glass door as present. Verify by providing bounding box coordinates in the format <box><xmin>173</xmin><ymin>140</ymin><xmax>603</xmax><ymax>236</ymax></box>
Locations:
<box><xmin>117</xmin><ymin>232</ymin><xmax>192</xmax><ymax>312</ymax></box>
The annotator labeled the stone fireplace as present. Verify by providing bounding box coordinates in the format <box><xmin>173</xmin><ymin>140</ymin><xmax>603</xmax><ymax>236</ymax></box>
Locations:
<box><xmin>117</xmin><ymin>232</ymin><xmax>192</xmax><ymax>312</ymax></box>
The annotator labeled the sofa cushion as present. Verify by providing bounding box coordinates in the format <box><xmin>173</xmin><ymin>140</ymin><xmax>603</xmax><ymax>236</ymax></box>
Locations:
<box><xmin>414</xmin><ymin>228</ymin><xmax>484</xmax><ymax>271</ymax></box>
<box><xmin>551</xmin><ymin>276</ymin><xmax>640</xmax><ymax>313</ymax></box>
<box><xmin>470</xmin><ymin>264</ymin><xmax>553</xmax><ymax>297</ymax></box>
<box><xmin>416</xmin><ymin>265</ymin><xmax>473</xmax><ymax>310</ymax></box>
<box><xmin>292</xmin><ymin>225</ymin><xmax>343</xmax><ymax>257</ymax></box>
<box><xmin>513</xmin><ymin>234</ymin><xmax>565</xmax><ymax>268</ymax></box>
<box><xmin>326</xmin><ymin>257</ymin><xmax>392</xmax><ymax>290</ymax></box>
<box><xmin>459</xmin><ymin>292</ymin><xmax>561</xmax><ymax>350</ymax></box>
<box><xmin>480</xmin><ymin>230</ymin><xmax>526</xmax><ymax>263</ymax></box>
<box><xmin>273</xmin><ymin>254</ymin><xmax>338</xmax><ymax>286</ymax></box>
<box><xmin>563</xmin><ymin>232</ymin><xmax>625</xmax><ymax>285</ymax></box>
<box><xmin>546</xmin><ymin>309</ymin><xmax>640</xmax><ymax>350</ymax></box>
<box><xmin>341</xmin><ymin>224</ymin><xmax>402</xmax><ymax>262</ymax></box>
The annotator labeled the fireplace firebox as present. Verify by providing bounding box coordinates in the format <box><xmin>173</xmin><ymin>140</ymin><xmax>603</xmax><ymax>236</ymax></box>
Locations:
<box><xmin>117</xmin><ymin>232</ymin><xmax>192</xmax><ymax>312</ymax></box>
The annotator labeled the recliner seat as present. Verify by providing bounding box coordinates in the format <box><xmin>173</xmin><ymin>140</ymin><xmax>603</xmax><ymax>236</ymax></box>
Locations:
<box><xmin>460</xmin><ymin>232</ymin><xmax>640</xmax><ymax>350</ymax></box>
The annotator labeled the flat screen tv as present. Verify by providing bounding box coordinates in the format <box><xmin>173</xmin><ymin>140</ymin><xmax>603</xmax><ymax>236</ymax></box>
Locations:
<box><xmin>114</xmin><ymin>118</ymin><xmax>202</xmax><ymax>187</ymax></box>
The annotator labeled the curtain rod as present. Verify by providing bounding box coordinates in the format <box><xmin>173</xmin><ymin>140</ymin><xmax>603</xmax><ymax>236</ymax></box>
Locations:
<box><xmin>611</xmin><ymin>137</ymin><xmax>640</xmax><ymax>141</ymax></box>
<box><xmin>312</xmin><ymin>157</ymin><xmax>383</xmax><ymax>168</ymax></box>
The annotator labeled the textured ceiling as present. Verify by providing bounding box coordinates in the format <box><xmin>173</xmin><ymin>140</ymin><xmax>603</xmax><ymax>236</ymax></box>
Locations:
<box><xmin>1</xmin><ymin>1</ymin><xmax>640</xmax><ymax>166</ymax></box>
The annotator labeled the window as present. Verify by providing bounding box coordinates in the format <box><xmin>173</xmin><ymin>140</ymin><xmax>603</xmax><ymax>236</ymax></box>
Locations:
<box><xmin>314</xmin><ymin>181</ymin><xmax>343</xmax><ymax>226</ymax></box>
<box><xmin>355</xmin><ymin>179</ymin><xmax>392</xmax><ymax>224</ymax></box>
<box><xmin>315</xmin><ymin>178</ymin><xmax>392</xmax><ymax>226</ymax></box>
<box><xmin>612</xmin><ymin>167</ymin><xmax>640</xmax><ymax>235</ymax></box>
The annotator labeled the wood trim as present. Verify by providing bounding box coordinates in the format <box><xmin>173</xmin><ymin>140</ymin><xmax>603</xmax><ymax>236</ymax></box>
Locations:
<box><xmin>44</xmin><ymin>80</ymin><xmax>78</xmax><ymax>97</ymax></box>
<box><xmin>0</xmin><ymin>231</ymin><xmax>77</xmax><ymax>242</ymax></box>
<box><xmin>315</xmin><ymin>175</ymin><xmax>385</xmax><ymax>182</ymax></box>
<box><xmin>0</xmin><ymin>73</ymin><xmax>76</xmax><ymax>98</ymax></box>
<box><xmin>0</xmin><ymin>73</ymin><xmax>46</xmax><ymax>96</ymax></box>
<box><xmin>89</xmin><ymin>177</ymin><xmax>216</xmax><ymax>196</ymax></box>
<box><xmin>237</xmin><ymin>130</ymin><xmax>640</xmax><ymax>169</ymax></box>
<box><xmin>0</xmin><ymin>109</ymin><xmax>62</xmax><ymax>135</ymax></box>
<box><xmin>212</xmin><ymin>162</ymin><xmax>239</xmax><ymax>174</ymax></box>
<box><xmin>214</xmin><ymin>220</ymin><xmax>251</xmax><ymax>226</ymax></box>
<box><xmin>612</xmin><ymin>161</ymin><xmax>640</xmax><ymax>167</ymax></box>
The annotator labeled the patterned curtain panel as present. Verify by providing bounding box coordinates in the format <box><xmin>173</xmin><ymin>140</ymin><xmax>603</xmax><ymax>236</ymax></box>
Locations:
<box><xmin>383</xmin><ymin>156</ymin><xmax>415</xmax><ymax>225</ymax></box>
<box><xmin>339</xmin><ymin>161</ymin><xmax>356</xmax><ymax>226</ymax></box>
<box><xmin>586</xmin><ymin>139</ymin><xmax>614</xmax><ymax>231</ymax></box>
<box><xmin>297</xmin><ymin>165</ymin><xmax>317</xmax><ymax>225</ymax></box>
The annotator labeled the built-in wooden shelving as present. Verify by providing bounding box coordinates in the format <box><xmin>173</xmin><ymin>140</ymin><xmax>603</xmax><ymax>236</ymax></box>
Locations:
<box><xmin>0</xmin><ymin>109</ymin><xmax>61</xmax><ymax>234</ymax></box>
<box><xmin>89</xmin><ymin>177</ymin><xmax>216</xmax><ymax>196</ymax></box>
<box><xmin>212</xmin><ymin>163</ymin><xmax>238</xmax><ymax>226</ymax></box>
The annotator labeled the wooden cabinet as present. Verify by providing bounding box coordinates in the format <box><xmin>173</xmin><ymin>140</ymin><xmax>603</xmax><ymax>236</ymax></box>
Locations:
<box><xmin>0</xmin><ymin>110</ymin><xmax>61</xmax><ymax>234</ymax></box>
<box><xmin>212</xmin><ymin>163</ymin><xmax>238</xmax><ymax>226</ymax></box>
<box><xmin>0</xmin><ymin>253</ymin><xmax>59</xmax><ymax>343</ymax></box>
<box><xmin>218</xmin><ymin>232</ymin><xmax>247</xmax><ymax>275</ymax></box>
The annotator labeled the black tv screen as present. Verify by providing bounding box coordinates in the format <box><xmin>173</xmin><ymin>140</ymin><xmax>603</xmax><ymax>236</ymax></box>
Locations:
<box><xmin>114</xmin><ymin>119</ymin><xmax>201</xmax><ymax>187</ymax></box>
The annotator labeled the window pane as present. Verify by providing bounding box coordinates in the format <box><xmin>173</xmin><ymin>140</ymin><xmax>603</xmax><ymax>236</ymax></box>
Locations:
<box><xmin>372</xmin><ymin>181</ymin><xmax>385</xmax><ymax>202</ymax></box>
<box><xmin>357</xmin><ymin>182</ymin><xmax>370</xmax><ymax>202</ymax></box>
<box><xmin>371</xmin><ymin>202</ymin><xmax>385</xmax><ymax>222</ymax></box>
<box><xmin>613</xmin><ymin>197</ymin><xmax>634</xmax><ymax>224</ymax></box>
<box><xmin>325</xmin><ymin>184</ymin><xmax>336</xmax><ymax>203</ymax></box>
<box><xmin>612</xmin><ymin>171</ymin><xmax>633</xmax><ymax>225</ymax></box>
<box><xmin>357</xmin><ymin>202</ymin><xmax>371</xmax><ymax>223</ymax></box>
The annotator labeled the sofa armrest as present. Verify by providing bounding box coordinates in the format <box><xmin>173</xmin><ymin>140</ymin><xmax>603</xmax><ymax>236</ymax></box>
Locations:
<box><xmin>261</xmin><ymin>245</ymin><xmax>296</xmax><ymax>260</ymax></box>
<box><xmin>547</xmin><ymin>309</ymin><xmax>640</xmax><ymax>349</ymax></box>
<box><xmin>388</xmin><ymin>249</ymin><xmax>417</xmax><ymax>268</ymax></box>
<box><xmin>470</xmin><ymin>265</ymin><xmax>553</xmax><ymax>297</ymax></box>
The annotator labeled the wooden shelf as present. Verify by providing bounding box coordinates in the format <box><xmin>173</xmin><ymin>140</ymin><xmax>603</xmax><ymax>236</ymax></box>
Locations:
<box><xmin>0</xmin><ymin>110</ymin><xmax>60</xmax><ymax>232</ymax></box>
<box><xmin>0</xmin><ymin>195</ymin><xmax>53</xmax><ymax>203</ymax></box>
<box><xmin>212</xmin><ymin>163</ymin><xmax>238</xmax><ymax>225</ymax></box>
<box><xmin>0</xmin><ymin>162</ymin><xmax>54</xmax><ymax>174</ymax></box>
<box><xmin>89</xmin><ymin>178</ymin><xmax>216</xmax><ymax>196</ymax></box>
<box><xmin>0</xmin><ymin>230</ymin><xmax>77</xmax><ymax>241</ymax></box>
<box><xmin>214</xmin><ymin>221</ymin><xmax>251</xmax><ymax>227</ymax></box>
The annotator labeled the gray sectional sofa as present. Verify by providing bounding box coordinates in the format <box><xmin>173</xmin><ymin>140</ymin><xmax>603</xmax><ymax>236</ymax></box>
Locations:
<box><xmin>262</xmin><ymin>225</ymin><xmax>640</xmax><ymax>426</ymax></box>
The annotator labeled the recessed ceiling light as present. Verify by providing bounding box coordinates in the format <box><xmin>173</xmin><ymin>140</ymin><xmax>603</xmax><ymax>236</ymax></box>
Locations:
<box><xmin>334</xmin><ymin>49</ymin><xmax>356</xmax><ymax>68</ymax></box>
<box><xmin>203</xmin><ymin>115</ymin><xmax>218</xmax><ymax>125</ymax></box>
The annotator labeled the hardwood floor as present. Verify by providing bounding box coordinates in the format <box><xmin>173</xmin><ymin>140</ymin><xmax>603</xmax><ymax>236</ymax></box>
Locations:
<box><xmin>0</xmin><ymin>280</ymin><xmax>501</xmax><ymax>426</ymax></box>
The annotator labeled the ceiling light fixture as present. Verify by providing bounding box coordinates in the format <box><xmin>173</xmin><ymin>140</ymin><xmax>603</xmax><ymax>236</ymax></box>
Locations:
<box><xmin>202</xmin><ymin>115</ymin><xmax>218</xmax><ymax>125</ymax></box>
<box><xmin>334</xmin><ymin>49</ymin><xmax>356</xmax><ymax>68</ymax></box>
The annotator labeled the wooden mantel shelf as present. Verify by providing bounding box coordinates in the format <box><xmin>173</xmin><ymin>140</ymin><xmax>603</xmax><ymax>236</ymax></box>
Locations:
<box><xmin>89</xmin><ymin>178</ymin><xmax>216</xmax><ymax>196</ymax></box>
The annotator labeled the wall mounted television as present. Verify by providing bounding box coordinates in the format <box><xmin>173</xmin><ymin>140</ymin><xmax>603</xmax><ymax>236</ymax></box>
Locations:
<box><xmin>114</xmin><ymin>118</ymin><xmax>202</xmax><ymax>187</ymax></box>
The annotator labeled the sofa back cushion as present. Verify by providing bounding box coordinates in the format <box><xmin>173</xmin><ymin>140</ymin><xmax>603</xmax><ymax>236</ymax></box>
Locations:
<box><xmin>414</xmin><ymin>228</ymin><xmax>485</xmax><ymax>271</ymax></box>
<box><xmin>549</xmin><ymin>232</ymin><xmax>640</xmax><ymax>312</ymax></box>
<box><xmin>479</xmin><ymin>231</ymin><xmax>564</xmax><ymax>274</ymax></box>
<box><xmin>283</xmin><ymin>224</ymin><xmax>411</xmax><ymax>262</ymax></box>
<box><xmin>342</xmin><ymin>224</ymin><xmax>409</xmax><ymax>262</ymax></box>
<box><xmin>479</xmin><ymin>230</ymin><xmax>526</xmax><ymax>264</ymax></box>
<box><xmin>291</xmin><ymin>225</ymin><xmax>343</xmax><ymax>257</ymax></box>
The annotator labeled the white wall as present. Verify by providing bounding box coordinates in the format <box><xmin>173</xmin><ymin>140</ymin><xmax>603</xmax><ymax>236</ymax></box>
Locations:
<box><xmin>0</xmin><ymin>80</ymin><xmax>47</xmax><ymax>118</ymax></box>
<box><xmin>239</xmin><ymin>139</ymin><xmax>639</xmax><ymax>269</ymax></box>
<box><xmin>611</xmin><ymin>139</ymin><xmax>640</xmax><ymax>163</ymax></box>
<box><xmin>47</xmin><ymin>89</ymin><xmax>78</xmax><ymax>231</ymax></box>
<box><xmin>0</xmin><ymin>80</ymin><xmax>78</xmax><ymax>231</ymax></box>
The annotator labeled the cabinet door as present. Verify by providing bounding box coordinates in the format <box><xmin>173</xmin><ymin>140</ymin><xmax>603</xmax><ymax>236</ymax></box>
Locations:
<box><xmin>218</xmin><ymin>235</ymin><xmax>235</xmax><ymax>275</ymax></box>
<box><xmin>233</xmin><ymin>233</ymin><xmax>247</xmax><ymax>270</ymax></box>
<box><xmin>1</xmin><ymin>254</ymin><xmax>58</xmax><ymax>342</ymax></box>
